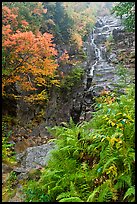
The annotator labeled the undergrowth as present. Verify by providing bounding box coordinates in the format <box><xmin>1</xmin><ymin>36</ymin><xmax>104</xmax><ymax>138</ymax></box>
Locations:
<box><xmin>2</xmin><ymin>117</ymin><xmax>16</xmax><ymax>165</ymax></box>
<box><xmin>23</xmin><ymin>82</ymin><xmax>135</xmax><ymax>202</ymax></box>
<box><xmin>60</xmin><ymin>67</ymin><xmax>85</xmax><ymax>92</ymax></box>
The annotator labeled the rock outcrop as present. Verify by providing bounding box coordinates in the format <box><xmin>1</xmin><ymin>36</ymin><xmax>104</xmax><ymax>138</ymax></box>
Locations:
<box><xmin>15</xmin><ymin>142</ymin><xmax>55</xmax><ymax>172</ymax></box>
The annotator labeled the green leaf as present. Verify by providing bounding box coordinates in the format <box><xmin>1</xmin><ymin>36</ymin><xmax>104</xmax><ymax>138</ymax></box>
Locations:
<box><xmin>59</xmin><ymin>196</ymin><xmax>83</xmax><ymax>202</ymax></box>
<box><xmin>123</xmin><ymin>186</ymin><xmax>135</xmax><ymax>200</ymax></box>
<box><xmin>103</xmin><ymin>157</ymin><xmax>117</xmax><ymax>172</ymax></box>
<box><xmin>56</xmin><ymin>192</ymin><xmax>71</xmax><ymax>201</ymax></box>
<box><xmin>87</xmin><ymin>187</ymin><xmax>100</xmax><ymax>202</ymax></box>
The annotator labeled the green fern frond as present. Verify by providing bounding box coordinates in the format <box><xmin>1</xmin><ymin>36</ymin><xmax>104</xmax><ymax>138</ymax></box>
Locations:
<box><xmin>56</xmin><ymin>192</ymin><xmax>72</xmax><ymax>201</ymax></box>
<box><xmin>87</xmin><ymin>186</ymin><xmax>100</xmax><ymax>202</ymax></box>
<box><xmin>98</xmin><ymin>187</ymin><xmax>112</xmax><ymax>202</ymax></box>
<box><xmin>114</xmin><ymin>173</ymin><xmax>132</xmax><ymax>190</ymax></box>
<box><xmin>49</xmin><ymin>185</ymin><xmax>63</xmax><ymax>199</ymax></box>
<box><xmin>103</xmin><ymin>157</ymin><xmax>117</xmax><ymax>172</ymax></box>
<box><xmin>97</xmin><ymin>180</ymin><xmax>112</xmax><ymax>202</ymax></box>
<box><xmin>70</xmin><ymin>181</ymin><xmax>76</xmax><ymax>193</ymax></box>
<box><xmin>123</xmin><ymin>186</ymin><xmax>135</xmax><ymax>201</ymax></box>
<box><xmin>59</xmin><ymin>196</ymin><xmax>83</xmax><ymax>202</ymax></box>
<box><xmin>69</xmin><ymin>117</ymin><xmax>77</xmax><ymax>128</ymax></box>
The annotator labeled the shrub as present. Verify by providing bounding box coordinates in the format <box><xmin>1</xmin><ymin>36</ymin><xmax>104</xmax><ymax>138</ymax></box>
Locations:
<box><xmin>60</xmin><ymin>67</ymin><xmax>85</xmax><ymax>92</ymax></box>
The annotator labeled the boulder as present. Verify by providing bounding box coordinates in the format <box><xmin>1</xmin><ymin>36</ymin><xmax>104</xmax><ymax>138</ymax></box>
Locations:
<box><xmin>95</xmin><ymin>19</ymin><xmax>105</xmax><ymax>27</ymax></box>
<box><xmin>94</xmin><ymin>34</ymin><xmax>107</xmax><ymax>44</ymax></box>
<box><xmin>15</xmin><ymin>142</ymin><xmax>55</xmax><ymax>171</ymax></box>
<box><xmin>25</xmin><ymin>142</ymin><xmax>55</xmax><ymax>168</ymax></box>
<box><xmin>112</xmin><ymin>28</ymin><xmax>125</xmax><ymax>42</ymax></box>
<box><xmin>108</xmin><ymin>53</ymin><xmax>118</xmax><ymax>63</ymax></box>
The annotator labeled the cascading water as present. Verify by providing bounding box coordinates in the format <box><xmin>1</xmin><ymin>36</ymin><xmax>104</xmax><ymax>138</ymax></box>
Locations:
<box><xmin>88</xmin><ymin>29</ymin><xmax>102</xmax><ymax>78</ymax></box>
<box><xmin>85</xmin><ymin>26</ymin><xmax>103</xmax><ymax>90</ymax></box>
<box><xmin>81</xmin><ymin>14</ymin><xmax>123</xmax><ymax>122</ymax></box>
<box><xmin>71</xmin><ymin>14</ymin><xmax>125</xmax><ymax>123</ymax></box>
<box><xmin>85</xmin><ymin>15</ymin><xmax>123</xmax><ymax>93</ymax></box>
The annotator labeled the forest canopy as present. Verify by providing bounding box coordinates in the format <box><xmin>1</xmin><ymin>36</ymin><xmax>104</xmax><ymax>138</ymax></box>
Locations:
<box><xmin>2</xmin><ymin>2</ymin><xmax>103</xmax><ymax>103</ymax></box>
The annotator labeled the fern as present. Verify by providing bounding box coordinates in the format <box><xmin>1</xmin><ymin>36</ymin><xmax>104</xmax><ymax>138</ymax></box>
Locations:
<box><xmin>103</xmin><ymin>157</ymin><xmax>117</xmax><ymax>172</ymax></box>
<box><xmin>48</xmin><ymin>185</ymin><xmax>63</xmax><ymax>200</ymax></box>
<box><xmin>123</xmin><ymin>186</ymin><xmax>135</xmax><ymax>201</ymax></box>
<box><xmin>114</xmin><ymin>173</ymin><xmax>132</xmax><ymax>191</ymax></box>
<box><xmin>97</xmin><ymin>181</ymin><xmax>112</xmax><ymax>202</ymax></box>
<box><xmin>23</xmin><ymin>84</ymin><xmax>134</xmax><ymax>202</ymax></box>
<box><xmin>57</xmin><ymin>192</ymin><xmax>72</xmax><ymax>201</ymax></box>
<box><xmin>59</xmin><ymin>197</ymin><xmax>83</xmax><ymax>202</ymax></box>
<box><xmin>87</xmin><ymin>186</ymin><xmax>100</xmax><ymax>202</ymax></box>
<box><xmin>97</xmin><ymin>180</ymin><xmax>118</xmax><ymax>202</ymax></box>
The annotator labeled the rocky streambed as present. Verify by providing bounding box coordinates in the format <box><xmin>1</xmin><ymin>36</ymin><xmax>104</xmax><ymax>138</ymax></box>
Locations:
<box><xmin>2</xmin><ymin>13</ymin><xmax>135</xmax><ymax>202</ymax></box>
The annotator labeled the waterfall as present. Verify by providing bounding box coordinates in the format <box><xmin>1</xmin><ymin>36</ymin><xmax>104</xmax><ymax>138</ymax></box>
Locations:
<box><xmin>85</xmin><ymin>15</ymin><xmax>123</xmax><ymax>93</ymax></box>
<box><xmin>88</xmin><ymin>27</ymin><xmax>102</xmax><ymax>79</ymax></box>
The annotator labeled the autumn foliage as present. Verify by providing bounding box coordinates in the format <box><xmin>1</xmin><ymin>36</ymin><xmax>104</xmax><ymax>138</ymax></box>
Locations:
<box><xmin>71</xmin><ymin>33</ymin><xmax>83</xmax><ymax>51</ymax></box>
<box><xmin>2</xmin><ymin>2</ymin><xmax>101</xmax><ymax>103</ymax></box>
<box><xmin>2</xmin><ymin>4</ymin><xmax>59</xmax><ymax>103</ymax></box>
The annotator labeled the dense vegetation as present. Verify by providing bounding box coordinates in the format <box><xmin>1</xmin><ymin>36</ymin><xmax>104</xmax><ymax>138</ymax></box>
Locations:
<box><xmin>2</xmin><ymin>2</ymin><xmax>100</xmax><ymax>104</ymax></box>
<box><xmin>2</xmin><ymin>119</ymin><xmax>16</xmax><ymax>165</ymax></box>
<box><xmin>23</xmin><ymin>79</ymin><xmax>135</xmax><ymax>202</ymax></box>
<box><xmin>2</xmin><ymin>2</ymin><xmax>135</xmax><ymax>202</ymax></box>
<box><xmin>2</xmin><ymin>1</ymin><xmax>100</xmax><ymax>164</ymax></box>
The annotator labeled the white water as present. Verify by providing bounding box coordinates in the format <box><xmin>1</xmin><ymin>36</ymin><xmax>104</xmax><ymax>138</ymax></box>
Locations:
<box><xmin>85</xmin><ymin>15</ymin><xmax>123</xmax><ymax>91</ymax></box>
<box><xmin>89</xmin><ymin>28</ymin><xmax>102</xmax><ymax>77</ymax></box>
<box><xmin>88</xmin><ymin>16</ymin><xmax>119</xmax><ymax>78</ymax></box>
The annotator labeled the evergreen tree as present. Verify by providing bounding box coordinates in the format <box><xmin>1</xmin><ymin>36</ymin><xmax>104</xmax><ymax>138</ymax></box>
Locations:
<box><xmin>54</xmin><ymin>2</ymin><xmax>74</xmax><ymax>44</ymax></box>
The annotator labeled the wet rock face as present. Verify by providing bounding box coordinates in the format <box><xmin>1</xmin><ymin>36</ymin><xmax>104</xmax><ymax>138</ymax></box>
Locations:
<box><xmin>83</xmin><ymin>13</ymin><xmax>135</xmax><ymax>105</ymax></box>
<box><xmin>70</xmin><ymin>99</ymin><xmax>83</xmax><ymax>124</ymax></box>
<box><xmin>112</xmin><ymin>28</ymin><xmax>125</xmax><ymax>42</ymax></box>
<box><xmin>2</xmin><ymin>96</ymin><xmax>17</xmax><ymax>117</ymax></box>
<box><xmin>80</xmin><ymin>13</ymin><xmax>135</xmax><ymax>122</ymax></box>
<box><xmin>94</xmin><ymin>33</ymin><xmax>107</xmax><ymax>44</ymax></box>
<box><xmin>84</xmin><ymin>15</ymin><xmax>119</xmax><ymax>98</ymax></box>
<box><xmin>102</xmin><ymin>25</ymin><xmax>109</xmax><ymax>32</ymax></box>
<box><xmin>16</xmin><ymin>100</ymin><xmax>44</xmax><ymax>125</ymax></box>
<box><xmin>86</xmin><ymin>77</ymin><xmax>93</xmax><ymax>90</ymax></box>
<box><xmin>95</xmin><ymin>19</ymin><xmax>105</xmax><ymax>27</ymax></box>
<box><xmin>112</xmin><ymin>28</ymin><xmax>135</xmax><ymax>48</ymax></box>
<box><xmin>108</xmin><ymin>53</ymin><xmax>118</xmax><ymax>64</ymax></box>
<box><xmin>43</xmin><ymin>83</ymin><xmax>85</xmax><ymax>126</ymax></box>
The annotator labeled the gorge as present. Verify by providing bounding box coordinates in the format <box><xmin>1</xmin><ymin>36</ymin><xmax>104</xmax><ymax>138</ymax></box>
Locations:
<box><xmin>2</xmin><ymin>7</ymin><xmax>135</xmax><ymax>202</ymax></box>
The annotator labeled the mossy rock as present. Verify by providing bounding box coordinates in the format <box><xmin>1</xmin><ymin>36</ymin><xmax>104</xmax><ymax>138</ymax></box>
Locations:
<box><xmin>95</xmin><ymin>73</ymin><xmax>103</xmax><ymax>77</ymax></box>
<box><xmin>28</xmin><ymin>169</ymin><xmax>42</xmax><ymax>180</ymax></box>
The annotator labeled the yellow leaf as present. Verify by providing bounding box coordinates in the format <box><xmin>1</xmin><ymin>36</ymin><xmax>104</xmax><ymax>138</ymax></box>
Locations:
<box><xmin>101</xmin><ymin>138</ymin><xmax>105</xmax><ymax>142</ymax></box>
<box><xmin>116</xmin><ymin>112</ymin><xmax>122</xmax><ymax>116</ymax></box>
<box><xmin>111</xmin><ymin>121</ymin><xmax>115</xmax><ymax>126</ymax></box>
<box><xmin>105</xmin><ymin>117</ymin><xmax>109</xmax><ymax>120</ymax></box>
<box><xmin>126</xmin><ymin>115</ymin><xmax>134</xmax><ymax>122</ymax></box>
<box><xmin>116</xmin><ymin>123</ymin><xmax>123</xmax><ymax>128</ymax></box>
<box><xmin>106</xmin><ymin>164</ymin><xmax>117</xmax><ymax>177</ymax></box>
